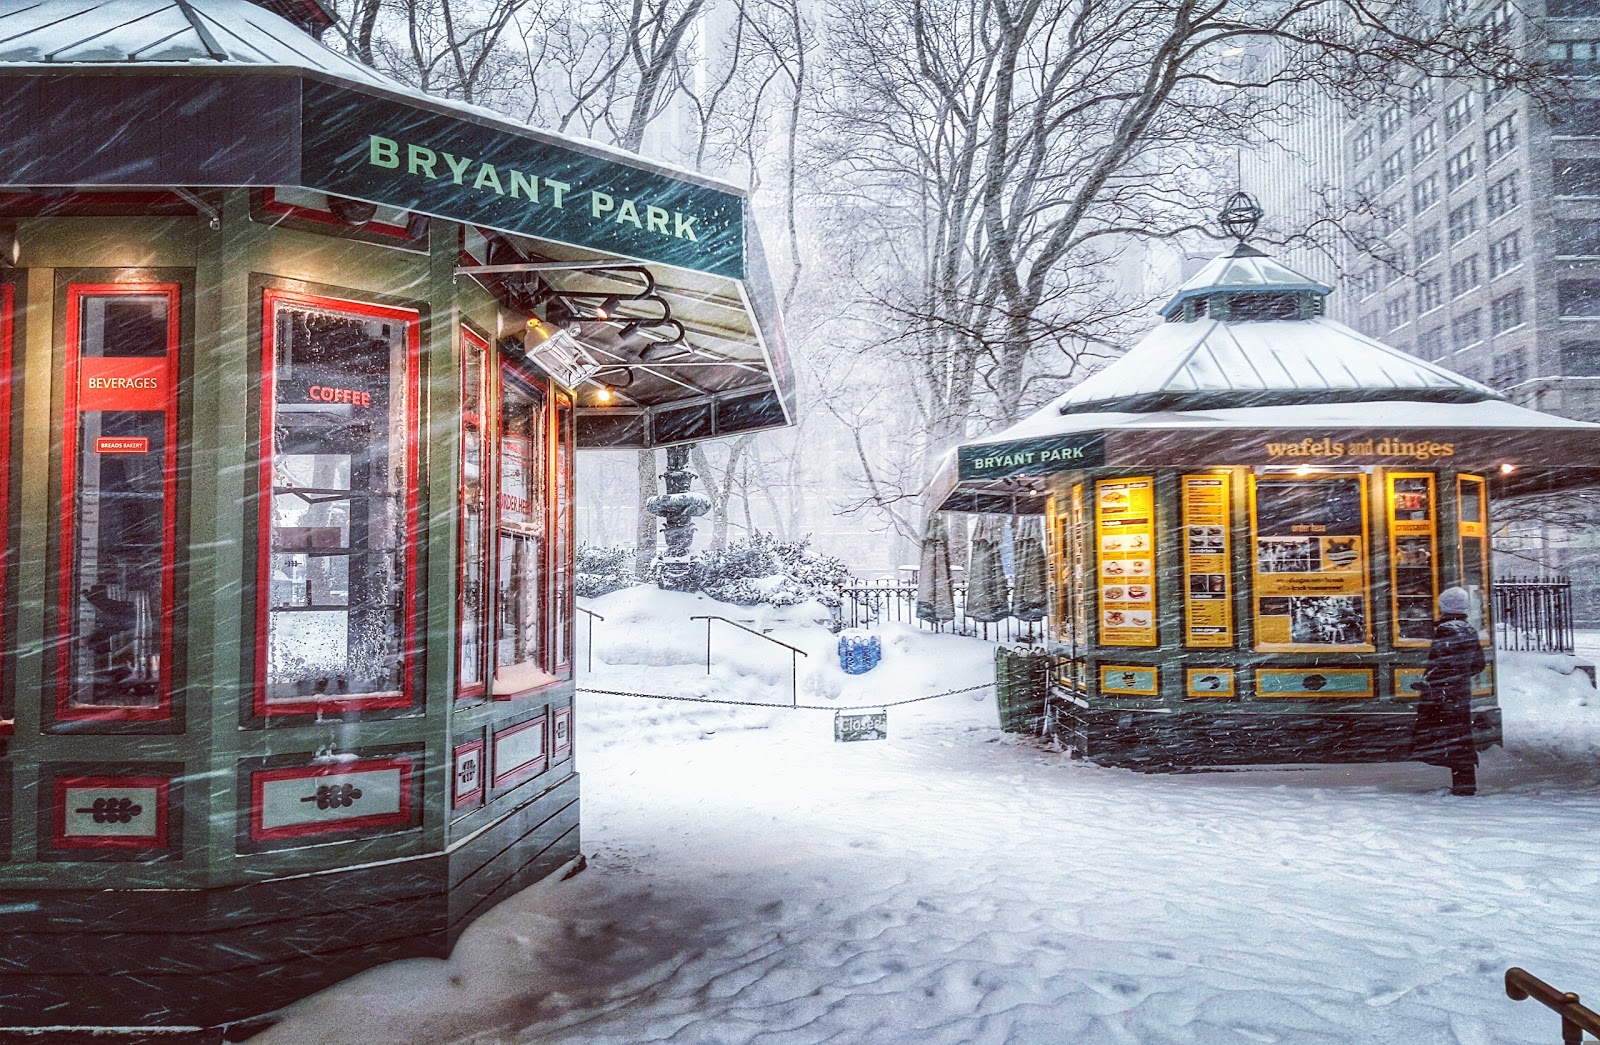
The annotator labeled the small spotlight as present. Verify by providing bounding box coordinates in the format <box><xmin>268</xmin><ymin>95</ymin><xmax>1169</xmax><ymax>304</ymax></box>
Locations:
<box><xmin>1294</xmin><ymin>464</ymin><xmax>1312</xmax><ymax>476</ymax></box>
<box><xmin>594</xmin><ymin>295</ymin><xmax>620</xmax><ymax>321</ymax></box>
<box><xmin>595</xmin><ymin>386</ymin><xmax>613</xmax><ymax>404</ymax></box>
<box><xmin>1500</xmin><ymin>462</ymin><xmax>1516</xmax><ymax>474</ymax></box>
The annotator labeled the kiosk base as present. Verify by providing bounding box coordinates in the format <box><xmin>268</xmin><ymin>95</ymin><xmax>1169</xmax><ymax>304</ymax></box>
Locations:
<box><xmin>0</xmin><ymin>776</ymin><xmax>579</xmax><ymax>1032</ymax></box>
<box><xmin>1055</xmin><ymin>703</ymin><xmax>1503</xmax><ymax>771</ymax></box>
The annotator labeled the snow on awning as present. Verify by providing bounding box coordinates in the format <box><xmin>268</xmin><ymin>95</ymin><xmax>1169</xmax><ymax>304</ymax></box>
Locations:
<box><xmin>0</xmin><ymin>0</ymin><xmax>795</xmax><ymax>447</ymax></box>
<box><xmin>928</xmin><ymin>399</ymin><xmax>1600</xmax><ymax>514</ymax></box>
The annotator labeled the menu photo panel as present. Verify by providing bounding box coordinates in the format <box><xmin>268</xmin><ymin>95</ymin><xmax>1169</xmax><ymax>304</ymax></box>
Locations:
<box><xmin>1095</xmin><ymin>477</ymin><xmax>1156</xmax><ymax>647</ymax></box>
<box><xmin>1181</xmin><ymin>473</ymin><xmax>1234</xmax><ymax>648</ymax></box>
<box><xmin>1387</xmin><ymin>472</ymin><xmax>1440</xmax><ymax>647</ymax></box>
<box><xmin>1250</xmin><ymin>474</ymin><xmax>1373</xmax><ymax>651</ymax></box>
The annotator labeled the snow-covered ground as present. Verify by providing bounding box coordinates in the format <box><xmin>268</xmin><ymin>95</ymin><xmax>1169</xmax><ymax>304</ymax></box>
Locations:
<box><xmin>258</xmin><ymin>592</ymin><xmax>1600</xmax><ymax>1045</ymax></box>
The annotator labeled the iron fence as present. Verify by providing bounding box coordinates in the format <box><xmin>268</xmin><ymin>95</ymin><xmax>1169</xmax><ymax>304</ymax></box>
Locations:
<box><xmin>839</xmin><ymin>577</ymin><xmax>1045</xmax><ymax>644</ymax></box>
<box><xmin>1494</xmin><ymin>576</ymin><xmax>1575</xmax><ymax>653</ymax></box>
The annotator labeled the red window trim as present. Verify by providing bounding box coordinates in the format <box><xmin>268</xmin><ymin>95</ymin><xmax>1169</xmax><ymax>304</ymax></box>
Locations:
<box><xmin>492</xmin><ymin>357</ymin><xmax>564</xmax><ymax>702</ymax></box>
<box><xmin>491</xmin><ymin>714</ymin><xmax>548</xmax><ymax>788</ymax></box>
<box><xmin>457</xmin><ymin>326</ymin><xmax>492</xmax><ymax>701</ymax></box>
<box><xmin>57</xmin><ymin>283</ymin><xmax>182</xmax><ymax>724</ymax></box>
<box><xmin>248</xmin><ymin>756</ymin><xmax>416</xmax><ymax>841</ymax></box>
<box><xmin>452</xmin><ymin>739</ymin><xmax>486</xmax><ymax>809</ymax></box>
<box><xmin>51</xmin><ymin>774</ymin><xmax>171</xmax><ymax>850</ymax></box>
<box><xmin>255</xmin><ymin>189</ymin><xmax>422</xmax><ymax>243</ymax></box>
<box><xmin>0</xmin><ymin>282</ymin><xmax>12</xmax><ymax>736</ymax></box>
<box><xmin>255</xmin><ymin>288</ymin><xmax>422</xmax><ymax>719</ymax></box>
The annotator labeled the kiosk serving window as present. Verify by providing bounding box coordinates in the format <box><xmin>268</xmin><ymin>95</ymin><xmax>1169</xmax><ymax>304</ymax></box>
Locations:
<box><xmin>257</xmin><ymin>290</ymin><xmax>419</xmax><ymax>716</ymax></box>
<box><xmin>1386</xmin><ymin>472</ymin><xmax>1440</xmax><ymax>645</ymax></box>
<box><xmin>1458</xmin><ymin>475</ymin><xmax>1491</xmax><ymax>642</ymax></box>
<box><xmin>495</xmin><ymin>360</ymin><xmax>556</xmax><ymax>697</ymax></box>
<box><xmin>458</xmin><ymin>328</ymin><xmax>491</xmax><ymax>699</ymax></box>
<box><xmin>551</xmin><ymin>393</ymin><xmax>575</xmax><ymax>677</ymax></box>
<box><xmin>1250</xmin><ymin>474</ymin><xmax>1372</xmax><ymax>650</ymax></box>
<box><xmin>59</xmin><ymin>285</ymin><xmax>181</xmax><ymax>722</ymax></box>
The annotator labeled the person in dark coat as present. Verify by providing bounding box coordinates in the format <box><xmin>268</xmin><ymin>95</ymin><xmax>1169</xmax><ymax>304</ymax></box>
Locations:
<box><xmin>1411</xmin><ymin>586</ymin><xmax>1486</xmax><ymax>795</ymax></box>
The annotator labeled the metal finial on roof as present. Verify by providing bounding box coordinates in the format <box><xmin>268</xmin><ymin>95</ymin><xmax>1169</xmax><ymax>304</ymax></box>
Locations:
<box><xmin>1219</xmin><ymin>191</ymin><xmax>1263</xmax><ymax>243</ymax></box>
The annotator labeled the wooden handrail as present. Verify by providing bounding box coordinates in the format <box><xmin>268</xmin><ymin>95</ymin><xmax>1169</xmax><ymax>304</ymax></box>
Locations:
<box><xmin>1506</xmin><ymin>967</ymin><xmax>1600</xmax><ymax>1043</ymax></box>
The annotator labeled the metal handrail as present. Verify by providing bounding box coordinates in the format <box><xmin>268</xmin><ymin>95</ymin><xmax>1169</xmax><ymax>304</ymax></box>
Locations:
<box><xmin>689</xmin><ymin>614</ymin><xmax>809</xmax><ymax>707</ymax></box>
<box><xmin>576</xmin><ymin>604</ymin><xmax>605</xmax><ymax>674</ymax></box>
<box><xmin>1506</xmin><ymin>967</ymin><xmax>1600</xmax><ymax>1043</ymax></box>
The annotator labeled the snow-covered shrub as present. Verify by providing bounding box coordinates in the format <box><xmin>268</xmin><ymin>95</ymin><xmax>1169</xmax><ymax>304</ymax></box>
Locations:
<box><xmin>576</xmin><ymin>544</ymin><xmax>638</xmax><ymax>597</ymax></box>
<box><xmin>689</xmin><ymin>533</ymin><xmax>848</xmax><ymax>607</ymax></box>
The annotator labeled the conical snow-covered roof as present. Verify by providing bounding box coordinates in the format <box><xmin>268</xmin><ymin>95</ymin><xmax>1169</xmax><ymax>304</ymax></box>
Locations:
<box><xmin>1054</xmin><ymin>243</ymin><xmax>1500</xmax><ymax>415</ymax></box>
<box><xmin>0</xmin><ymin>0</ymin><xmax>393</xmax><ymax>86</ymax></box>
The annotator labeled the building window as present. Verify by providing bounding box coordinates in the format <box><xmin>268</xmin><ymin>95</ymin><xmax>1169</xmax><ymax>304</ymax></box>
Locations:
<box><xmin>1484</xmin><ymin>0</ymin><xmax>1516</xmax><ymax>40</ymax></box>
<box><xmin>1554</xmin><ymin>98</ymin><xmax>1600</xmax><ymax>137</ymax></box>
<box><xmin>1412</xmin><ymin>174</ymin><xmax>1440</xmax><ymax>215</ymax></box>
<box><xmin>1559</xmin><ymin>280</ymin><xmax>1600</xmax><ymax>316</ymax></box>
<box><xmin>1454</xmin><ymin>308</ymin><xmax>1483</xmax><ymax>344</ymax></box>
<box><xmin>458</xmin><ymin>328</ymin><xmax>491</xmax><ymax>700</ymax></box>
<box><xmin>1418</xmin><ymin>326</ymin><xmax>1446</xmax><ymax>359</ymax></box>
<box><xmin>1489</xmin><ymin>231</ymin><xmax>1522</xmax><ymax>277</ymax></box>
<box><xmin>1355</xmin><ymin>173</ymin><xmax>1376</xmax><ymax>199</ymax></box>
<box><xmin>1490</xmin><ymin>288</ymin><xmax>1525</xmax><ymax>333</ymax></box>
<box><xmin>1381</xmin><ymin>150</ymin><xmax>1406</xmax><ymax>187</ymax></box>
<box><xmin>1353</xmin><ymin>128</ymin><xmax>1374</xmax><ymax>162</ymax></box>
<box><xmin>1418</xmin><ymin>274</ymin><xmax>1444</xmax><ymax>313</ymax></box>
<box><xmin>1485</xmin><ymin>115</ymin><xmax>1518</xmax><ymax>164</ymax></box>
<box><xmin>1446</xmin><ymin>145</ymin><xmax>1476</xmax><ymax>190</ymax></box>
<box><xmin>1444</xmin><ymin>93</ymin><xmax>1474</xmax><ymax>137</ymax></box>
<box><xmin>1450</xmin><ymin>255</ymin><xmax>1482</xmax><ymax>297</ymax></box>
<box><xmin>1485</xmin><ymin>174</ymin><xmax>1520</xmax><ymax>220</ymax></box>
<box><xmin>257</xmin><ymin>290</ymin><xmax>420</xmax><ymax>717</ymax></box>
<box><xmin>1491</xmin><ymin>352</ymin><xmax>1528</xmax><ymax>387</ymax></box>
<box><xmin>1556</xmin><ymin>218</ymin><xmax>1600</xmax><ymax>257</ymax></box>
<box><xmin>1551</xmin><ymin>0</ymin><xmax>1600</xmax><ymax>13</ymax></box>
<box><xmin>1447</xmin><ymin>200</ymin><xmax>1479</xmax><ymax>244</ymax></box>
<box><xmin>1562</xmin><ymin>340</ymin><xmax>1600</xmax><ymax>374</ymax></box>
<box><xmin>1550</xmin><ymin>40</ymin><xmax>1600</xmax><ymax>77</ymax></box>
<box><xmin>1554</xmin><ymin>157</ymin><xmax>1600</xmax><ymax>197</ymax></box>
<box><xmin>1415</xmin><ymin>225</ymin><xmax>1442</xmax><ymax>260</ymax></box>
<box><xmin>1386</xmin><ymin>294</ymin><xmax>1411</xmax><ymax>330</ymax></box>
<box><xmin>1379</xmin><ymin>104</ymin><xmax>1404</xmax><ymax>140</ymax></box>
<box><xmin>58</xmin><ymin>285</ymin><xmax>183</xmax><ymax>724</ymax></box>
<box><xmin>1384</xmin><ymin>246</ymin><xmax>1408</xmax><ymax>281</ymax></box>
<box><xmin>1412</xmin><ymin>123</ymin><xmax>1439</xmax><ymax>163</ymax></box>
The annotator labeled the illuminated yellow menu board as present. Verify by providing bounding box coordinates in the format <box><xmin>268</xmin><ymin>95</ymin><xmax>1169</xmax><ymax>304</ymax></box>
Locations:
<box><xmin>1387</xmin><ymin>472</ymin><xmax>1439</xmax><ymax>646</ymax></box>
<box><xmin>1458</xmin><ymin>475</ymin><xmax>1491</xmax><ymax>643</ymax></box>
<box><xmin>1182</xmin><ymin>473</ymin><xmax>1233</xmax><ymax>648</ymax></box>
<box><xmin>1096</xmin><ymin>477</ymin><xmax>1156</xmax><ymax>647</ymax></box>
<box><xmin>1250</xmin><ymin>474</ymin><xmax>1372</xmax><ymax>650</ymax></box>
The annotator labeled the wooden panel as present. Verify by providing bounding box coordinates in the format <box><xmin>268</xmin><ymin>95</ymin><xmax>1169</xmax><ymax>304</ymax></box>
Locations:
<box><xmin>448</xmin><ymin>771</ymin><xmax>578</xmax><ymax>890</ymax></box>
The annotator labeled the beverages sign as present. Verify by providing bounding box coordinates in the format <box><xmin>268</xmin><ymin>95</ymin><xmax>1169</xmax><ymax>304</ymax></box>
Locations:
<box><xmin>78</xmin><ymin>357</ymin><xmax>166</xmax><ymax>412</ymax></box>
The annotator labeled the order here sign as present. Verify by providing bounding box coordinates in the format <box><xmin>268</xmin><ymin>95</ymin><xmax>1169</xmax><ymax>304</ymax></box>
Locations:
<box><xmin>79</xmin><ymin>357</ymin><xmax>167</xmax><ymax>412</ymax></box>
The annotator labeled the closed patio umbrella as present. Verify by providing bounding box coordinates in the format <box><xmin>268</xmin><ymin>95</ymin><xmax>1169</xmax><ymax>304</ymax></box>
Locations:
<box><xmin>1010</xmin><ymin>516</ymin><xmax>1049</xmax><ymax>621</ymax></box>
<box><xmin>966</xmin><ymin>515</ymin><xmax>1010</xmax><ymax>623</ymax></box>
<box><xmin>916</xmin><ymin>515</ymin><xmax>956</xmax><ymax>623</ymax></box>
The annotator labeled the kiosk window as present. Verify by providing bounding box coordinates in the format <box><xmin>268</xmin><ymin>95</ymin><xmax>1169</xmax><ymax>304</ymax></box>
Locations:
<box><xmin>1458</xmin><ymin>475</ymin><xmax>1492</xmax><ymax>642</ymax></box>
<box><xmin>258</xmin><ymin>291</ymin><xmax>418</xmax><ymax>716</ymax></box>
<box><xmin>495</xmin><ymin>362</ymin><xmax>556</xmax><ymax>697</ymax></box>
<box><xmin>1250</xmin><ymin>475</ymin><xmax>1372</xmax><ymax>650</ymax></box>
<box><xmin>550</xmin><ymin>393</ymin><xmax>575</xmax><ymax>677</ymax></box>
<box><xmin>0</xmin><ymin>282</ymin><xmax>11</xmax><ymax>729</ymax></box>
<box><xmin>1386</xmin><ymin>473</ymin><xmax>1441</xmax><ymax>645</ymax></box>
<box><xmin>59</xmin><ymin>286</ymin><xmax>181</xmax><ymax>721</ymax></box>
<box><xmin>458</xmin><ymin>329</ymin><xmax>491</xmax><ymax>699</ymax></box>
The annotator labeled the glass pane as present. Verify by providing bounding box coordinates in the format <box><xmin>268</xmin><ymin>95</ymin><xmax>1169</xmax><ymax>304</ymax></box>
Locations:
<box><xmin>552</xmin><ymin>395</ymin><xmax>573</xmax><ymax>673</ymax></box>
<box><xmin>263</xmin><ymin>300</ymin><xmax>409</xmax><ymax>706</ymax></box>
<box><xmin>67</xmin><ymin>293</ymin><xmax>173</xmax><ymax>712</ymax></box>
<box><xmin>1252</xmin><ymin>476</ymin><xmax>1370</xmax><ymax>648</ymax></box>
<box><xmin>459</xmin><ymin>334</ymin><xmax>489</xmax><ymax>692</ymax></box>
<box><xmin>494</xmin><ymin>367</ymin><xmax>554</xmax><ymax>695</ymax></box>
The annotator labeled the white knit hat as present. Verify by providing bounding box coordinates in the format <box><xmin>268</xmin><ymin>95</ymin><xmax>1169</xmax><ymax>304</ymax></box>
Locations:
<box><xmin>1439</xmin><ymin>586</ymin><xmax>1470</xmax><ymax>615</ymax></box>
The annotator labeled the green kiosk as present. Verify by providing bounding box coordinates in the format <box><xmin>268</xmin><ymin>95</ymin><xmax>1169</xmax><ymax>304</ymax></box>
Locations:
<box><xmin>929</xmin><ymin>215</ymin><xmax>1600</xmax><ymax>768</ymax></box>
<box><xmin>0</xmin><ymin>0</ymin><xmax>793</xmax><ymax>1034</ymax></box>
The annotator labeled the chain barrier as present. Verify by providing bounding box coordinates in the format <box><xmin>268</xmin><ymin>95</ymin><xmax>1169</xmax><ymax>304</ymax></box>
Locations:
<box><xmin>576</xmin><ymin>681</ymin><xmax>995</xmax><ymax>712</ymax></box>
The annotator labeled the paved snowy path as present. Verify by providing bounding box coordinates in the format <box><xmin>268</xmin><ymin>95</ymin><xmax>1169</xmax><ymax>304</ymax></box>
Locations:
<box><xmin>260</xmin><ymin>644</ymin><xmax>1600</xmax><ymax>1045</ymax></box>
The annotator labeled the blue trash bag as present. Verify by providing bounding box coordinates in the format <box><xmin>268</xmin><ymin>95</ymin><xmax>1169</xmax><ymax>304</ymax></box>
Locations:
<box><xmin>838</xmin><ymin>632</ymin><xmax>882</xmax><ymax>675</ymax></box>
